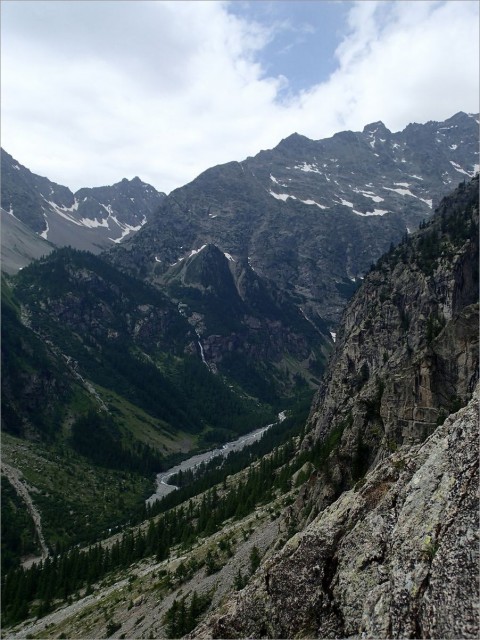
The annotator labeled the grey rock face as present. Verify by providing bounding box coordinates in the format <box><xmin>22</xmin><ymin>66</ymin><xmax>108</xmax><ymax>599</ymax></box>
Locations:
<box><xmin>197</xmin><ymin>389</ymin><xmax>479</xmax><ymax>639</ymax></box>
<box><xmin>305</xmin><ymin>176</ymin><xmax>479</xmax><ymax>493</ymax></box>
<box><xmin>0</xmin><ymin>208</ymin><xmax>54</xmax><ymax>274</ymax></box>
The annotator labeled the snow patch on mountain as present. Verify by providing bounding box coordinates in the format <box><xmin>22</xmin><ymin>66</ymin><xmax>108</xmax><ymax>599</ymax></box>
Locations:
<box><xmin>383</xmin><ymin>186</ymin><xmax>416</xmax><ymax>197</ymax></box>
<box><xmin>354</xmin><ymin>208</ymin><xmax>389</xmax><ymax>217</ymax></box>
<box><xmin>40</xmin><ymin>214</ymin><xmax>49</xmax><ymax>239</ymax></box>
<box><xmin>44</xmin><ymin>199</ymin><xmax>83</xmax><ymax>226</ymax></box>
<box><xmin>335</xmin><ymin>198</ymin><xmax>354</xmax><ymax>208</ymax></box>
<box><xmin>270</xmin><ymin>175</ymin><xmax>288</xmax><ymax>187</ymax></box>
<box><xmin>188</xmin><ymin>244</ymin><xmax>207</xmax><ymax>258</ymax></box>
<box><xmin>269</xmin><ymin>191</ymin><xmax>330</xmax><ymax>209</ymax></box>
<box><xmin>353</xmin><ymin>188</ymin><xmax>385</xmax><ymax>203</ymax></box>
<box><xmin>294</xmin><ymin>162</ymin><xmax>322</xmax><ymax>174</ymax></box>
<box><xmin>363</xmin><ymin>193</ymin><xmax>384</xmax><ymax>202</ymax></box>
<box><xmin>449</xmin><ymin>161</ymin><xmax>478</xmax><ymax>177</ymax></box>
<box><xmin>80</xmin><ymin>217</ymin><xmax>109</xmax><ymax>229</ymax></box>
<box><xmin>419</xmin><ymin>198</ymin><xmax>433</xmax><ymax>208</ymax></box>
<box><xmin>269</xmin><ymin>191</ymin><xmax>294</xmax><ymax>202</ymax></box>
<box><xmin>109</xmin><ymin>215</ymin><xmax>147</xmax><ymax>243</ymax></box>
<box><xmin>299</xmin><ymin>199</ymin><xmax>329</xmax><ymax>209</ymax></box>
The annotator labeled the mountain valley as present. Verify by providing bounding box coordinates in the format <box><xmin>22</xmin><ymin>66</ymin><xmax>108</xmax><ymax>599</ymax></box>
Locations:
<box><xmin>1</xmin><ymin>115</ymin><xmax>479</xmax><ymax>639</ymax></box>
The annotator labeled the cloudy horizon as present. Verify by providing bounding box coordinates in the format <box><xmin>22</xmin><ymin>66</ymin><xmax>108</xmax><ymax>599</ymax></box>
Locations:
<box><xmin>1</xmin><ymin>0</ymin><xmax>479</xmax><ymax>194</ymax></box>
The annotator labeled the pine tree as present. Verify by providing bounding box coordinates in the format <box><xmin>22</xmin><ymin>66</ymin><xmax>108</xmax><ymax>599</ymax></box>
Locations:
<box><xmin>233</xmin><ymin>568</ymin><xmax>247</xmax><ymax>590</ymax></box>
<box><xmin>249</xmin><ymin>545</ymin><xmax>261</xmax><ymax>574</ymax></box>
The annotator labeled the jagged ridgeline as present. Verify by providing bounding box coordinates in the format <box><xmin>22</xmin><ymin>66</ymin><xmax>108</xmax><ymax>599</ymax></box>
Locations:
<box><xmin>108</xmin><ymin>111</ymin><xmax>479</xmax><ymax>325</ymax></box>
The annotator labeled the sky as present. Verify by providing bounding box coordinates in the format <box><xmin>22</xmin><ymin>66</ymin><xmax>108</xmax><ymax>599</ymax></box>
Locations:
<box><xmin>1</xmin><ymin>0</ymin><xmax>479</xmax><ymax>194</ymax></box>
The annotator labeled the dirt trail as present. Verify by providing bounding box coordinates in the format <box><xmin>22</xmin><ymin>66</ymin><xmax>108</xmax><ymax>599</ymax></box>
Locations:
<box><xmin>1</xmin><ymin>462</ymin><xmax>49</xmax><ymax>561</ymax></box>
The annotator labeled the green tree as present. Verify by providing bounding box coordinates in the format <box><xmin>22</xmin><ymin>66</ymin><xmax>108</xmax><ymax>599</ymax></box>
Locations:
<box><xmin>249</xmin><ymin>545</ymin><xmax>261</xmax><ymax>574</ymax></box>
<box><xmin>233</xmin><ymin>568</ymin><xmax>247</xmax><ymax>591</ymax></box>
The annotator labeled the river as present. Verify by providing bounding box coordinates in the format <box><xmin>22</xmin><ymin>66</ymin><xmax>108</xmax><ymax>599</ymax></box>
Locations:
<box><xmin>146</xmin><ymin>411</ymin><xmax>286</xmax><ymax>505</ymax></box>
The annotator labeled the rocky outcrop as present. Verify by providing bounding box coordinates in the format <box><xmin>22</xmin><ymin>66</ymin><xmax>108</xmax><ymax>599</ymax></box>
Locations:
<box><xmin>304</xmin><ymin>176</ymin><xmax>479</xmax><ymax>493</ymax></box>
<box><xmin>195</xmin><ymin>388</ymin><xmax>479</xmax><ymax>639</ymax></box>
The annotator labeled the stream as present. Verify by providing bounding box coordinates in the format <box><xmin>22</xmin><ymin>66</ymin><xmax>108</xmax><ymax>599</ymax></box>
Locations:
<box><xmin>146</xmin><ymin>411</ymin><xmax>286</xmax><ymax>505</ymax></box>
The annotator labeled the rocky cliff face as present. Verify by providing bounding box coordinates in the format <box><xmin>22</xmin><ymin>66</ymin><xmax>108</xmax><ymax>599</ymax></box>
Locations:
<box><xmin>198</xmin><ymin>387</ymin><xmax>479</xmax><ymax>639</ymax></box>
<box><xmin>304</xmin><ymin>176</ymin><xmax>478</xmax><ymax>495</ymax></box>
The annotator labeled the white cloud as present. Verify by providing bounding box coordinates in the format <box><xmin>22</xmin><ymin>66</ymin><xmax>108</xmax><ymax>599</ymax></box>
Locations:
<box><xmin>296</xmin><ymin>0</ymin><xmax>480</xmax><ymax>135</ymax></box>
<box><xmin>1</xmin><ymin>0</ymin><xmax>478</xmax><ymax>194</ymax></box>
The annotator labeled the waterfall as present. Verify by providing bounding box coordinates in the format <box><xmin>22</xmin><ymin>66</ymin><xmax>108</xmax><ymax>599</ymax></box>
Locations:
<box><xmin>195</xmin><ymin>329</ymin><xmax>208</xmax><ymax>367</ymax></box>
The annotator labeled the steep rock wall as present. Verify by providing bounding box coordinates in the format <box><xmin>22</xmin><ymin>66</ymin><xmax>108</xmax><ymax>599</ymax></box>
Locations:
<box><xmin>305</xmin><ymin>177</ymin><xmax>478</xmax><ymax>493</ymax></box>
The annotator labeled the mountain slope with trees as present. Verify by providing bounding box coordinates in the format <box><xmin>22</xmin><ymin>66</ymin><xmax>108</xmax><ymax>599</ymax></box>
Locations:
<box><xmin>1</xmin><ymin>117</ymin><xmax>478</xmax><ymax>638</ymax></box>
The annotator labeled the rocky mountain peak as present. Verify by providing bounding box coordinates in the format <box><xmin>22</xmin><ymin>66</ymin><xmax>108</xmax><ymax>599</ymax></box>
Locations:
<box><xmin>362</xmin><ymin>120</ymin><xmax>390</xmax><ymax>134</ymax></box>
<box><xmin>176</xmin><ymin>243</ymin><xmax>237</xmax><ymax>294</ymax></box>
<box><xmin>1</xmin><ymin>149</ymin><xmax>166</xmax><ymax>270</ymax></box>
<box><xmin>109</xmin><ymin>112</ymin><xmax>478</xmax><ymax>328</ymax></box>
<box><xmin>274</xmin><ymin>132</ymin><xmax>317</xmax><ymax>155</ymax></box>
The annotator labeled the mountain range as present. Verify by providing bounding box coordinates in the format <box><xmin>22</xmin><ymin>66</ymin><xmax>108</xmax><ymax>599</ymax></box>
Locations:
<box><xmin>1</xmin><ymin>112</ymin><xmax>478</xmax><ymax>638</ymax></box>
<box><xmin>1</xmin><ymin>149</ymin><xmax>166</xmax><ymax>272</ymax></box>
<box><xmin>109</xmin><ymin>110</ymin><xmax>479</xmax><ymax>323</ymax></box>
<box><xmin>2</xmin><ymin>112</ymin><xmax>478</xmax><ymax>325</ymax></box>
<box><xmin>3</xmin><ymin>169</ymin><xmax>477</xmax><ymax>640</ymax></box>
